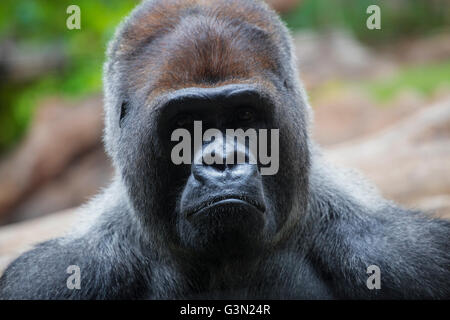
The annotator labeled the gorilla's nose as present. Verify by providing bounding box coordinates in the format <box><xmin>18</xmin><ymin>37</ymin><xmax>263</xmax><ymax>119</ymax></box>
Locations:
<box><xmin>181</xmin><ymin>136</ymin><xmax>265</xmax><ymax>218</ymax></box>
<box><xmin>192</xmin><ymin>138</ymin><xmax>259</xmax><ymax>184</ymax></box>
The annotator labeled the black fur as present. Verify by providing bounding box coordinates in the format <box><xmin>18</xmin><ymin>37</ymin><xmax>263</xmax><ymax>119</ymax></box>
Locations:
<box><xmin>0</xmin><ymin>0</ymin><xmax>449</xmax><ymax>299</ymax></box>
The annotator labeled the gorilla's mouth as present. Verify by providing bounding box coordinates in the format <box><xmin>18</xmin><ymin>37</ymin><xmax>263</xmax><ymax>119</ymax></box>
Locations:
<box><xmin>185</xmin><ymin>195</ymin><xmax>266</xmax><ymax>218</ymax></box>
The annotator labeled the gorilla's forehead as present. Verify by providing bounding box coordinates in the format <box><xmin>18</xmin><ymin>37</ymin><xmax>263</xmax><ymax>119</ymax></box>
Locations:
<box><xmin>117</xmin><ymin>0</ymin><xmax>281</xmax><ymax>52</ymax></box>
<box><xmin>111</xmin><ymin>0</ymin><xmax>285</xmax><ymax>102</ymax></box>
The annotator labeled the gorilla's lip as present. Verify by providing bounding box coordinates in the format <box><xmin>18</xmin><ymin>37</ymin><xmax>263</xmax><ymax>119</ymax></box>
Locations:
<box><xmin>185</xmin><ymin>195</ymin><xmax>266</xmax><ymax>218</ymax></box>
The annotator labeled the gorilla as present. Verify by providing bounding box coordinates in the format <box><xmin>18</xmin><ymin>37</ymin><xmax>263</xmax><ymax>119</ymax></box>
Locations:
<box><xmin>0</xmin><ymin>0</ymin><xmax>449</xmax><ymax>299</ymax></box>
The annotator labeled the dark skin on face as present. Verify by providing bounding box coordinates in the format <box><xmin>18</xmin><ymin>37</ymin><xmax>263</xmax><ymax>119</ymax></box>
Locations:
<box><xmin>159</xmin><ymin>85</ymin><xmax>273</xmax><ymax>257</ymax></box>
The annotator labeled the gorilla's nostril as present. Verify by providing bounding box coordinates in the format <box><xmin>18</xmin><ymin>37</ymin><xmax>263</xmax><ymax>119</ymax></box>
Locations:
<box><xmin>210</xmin><ymin>161</ymin><xmax>227</xmax><ymax>172</ymax></box>
<box><xmin>192</xmin><ymin>160</ymin><xmax>260</xmax><ymax>187</ymax></box>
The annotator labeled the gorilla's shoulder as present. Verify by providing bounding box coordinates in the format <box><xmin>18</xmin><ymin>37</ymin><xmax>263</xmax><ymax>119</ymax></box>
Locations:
<box><xmin>307</xmin><ymin>151</ymin><xmax>450</xmax><ymax>298</ymax></box>
<box><xmin>0</xmin><ymin>199</ymin><xmax>152</xmax><ymax>299</ymax></box>
<box><xmin>0</xmin><ymin>238</ymin><xmax>88</xmax><ymax>299</ymax></box>
<box><xmin>0</xmin><ymin>224</ymin><xmax>154</xmax><ymax>299</ymax></box>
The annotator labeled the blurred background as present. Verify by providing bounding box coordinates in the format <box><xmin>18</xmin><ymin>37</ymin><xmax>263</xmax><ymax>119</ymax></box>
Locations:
<box><xmin>0</xmin><ymin>0</ymin><xmax>449</xmax><ymax>272</ymax></box>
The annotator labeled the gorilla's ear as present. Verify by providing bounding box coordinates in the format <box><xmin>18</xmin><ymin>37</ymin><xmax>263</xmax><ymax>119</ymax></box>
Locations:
<box><xmin>119</xmin><ymin>100</ymin><xmax>129</xmax><ymax>128</ymax></box>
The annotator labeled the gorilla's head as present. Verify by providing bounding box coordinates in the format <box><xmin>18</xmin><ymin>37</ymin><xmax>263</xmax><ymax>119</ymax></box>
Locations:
<box><xmin>103</xmin><ymin>0</ymin><xmax>311</xmax><ymax>258</ymax></box>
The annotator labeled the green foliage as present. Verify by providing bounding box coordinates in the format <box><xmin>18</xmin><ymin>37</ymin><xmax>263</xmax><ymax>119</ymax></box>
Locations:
<box><xmin>282</xmin><ymin>0</ymin><xmax>450</xmax><ymax>44</ymax></box>
<box><xmin>367</xmin><ymin>60</ymin><xmax>450</xmax><ymax>102</ymax></box>
<box><xmin>0</xmin><ymin>0</ymin><xmax>138</xmax><ymax>153</ymax></box>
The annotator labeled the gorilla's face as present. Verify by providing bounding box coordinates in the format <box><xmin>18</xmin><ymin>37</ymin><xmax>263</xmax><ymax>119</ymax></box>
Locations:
<box><xmin>104</xmin><ymin>0</ymin><xmax>311</xmax><ymax>257</ymax></box>
<box><xmin>116</xmin><ymin>85</ymin><xmax>308</xmax><ymax>257</ymax></box>
<box><xmin>159</xmin><ymin>85</ymin><xmax>277</xmax><ymax>255</ymax></box>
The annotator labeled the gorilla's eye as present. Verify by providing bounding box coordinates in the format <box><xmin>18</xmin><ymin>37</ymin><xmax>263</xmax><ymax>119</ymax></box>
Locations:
<box><xmin>174</xmin><ymin>113</ymin><xmax>193</xmax><ymax>128</ymax></box>
<box><xmin>237</xmin><ymin>108</ymin><xmax>255</xmax><ymax>122</ymax></box>
<box><xmin>119</xmin><ymin>100</ymin><xmax>129</xmax><ymax>128</ymax></box>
